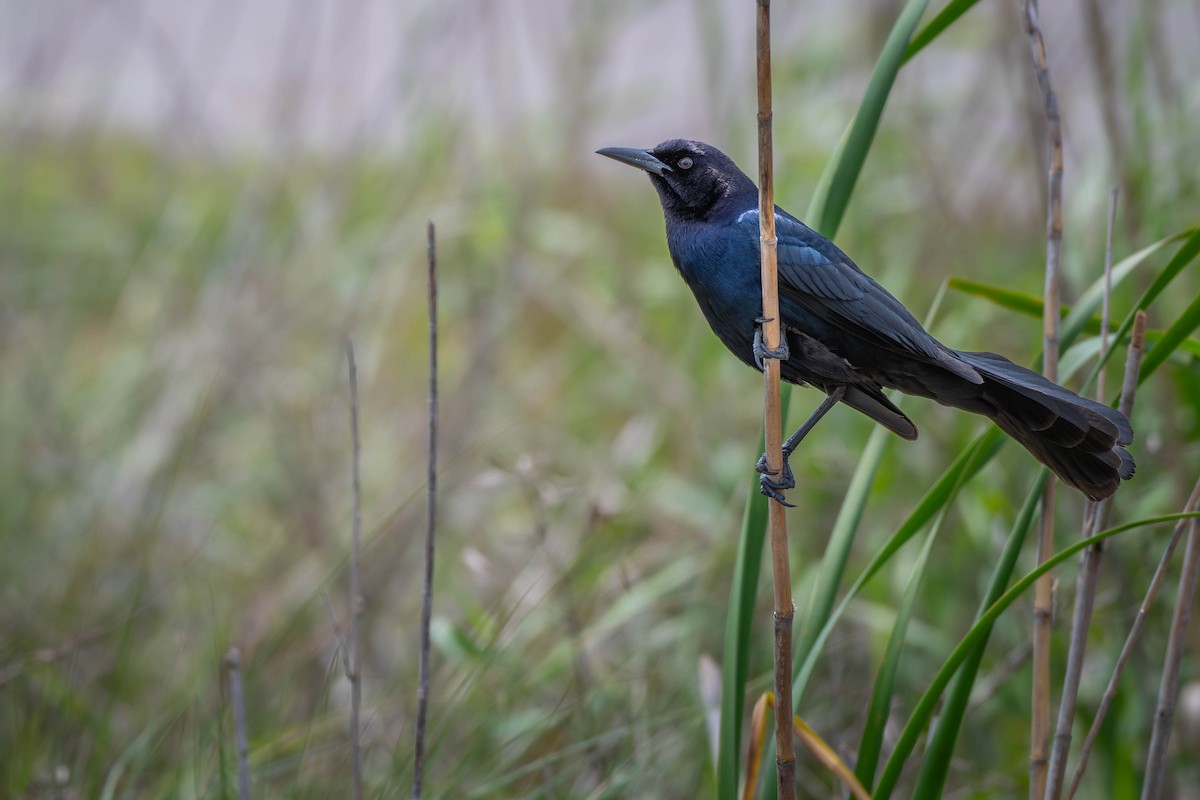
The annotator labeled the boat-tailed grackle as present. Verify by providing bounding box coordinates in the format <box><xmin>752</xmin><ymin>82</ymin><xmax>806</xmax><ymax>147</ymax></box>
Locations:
<box><xmin>598</xmin><ymin>139</ymin><xmax>1134</xmax><ymax>503</ymax></box>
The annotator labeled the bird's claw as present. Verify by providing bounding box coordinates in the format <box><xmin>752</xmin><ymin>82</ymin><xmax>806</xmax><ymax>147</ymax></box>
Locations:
<box><xmin>756</xmin><ymin>452</ymin><xmax>796</xmax><ymax>506</ymax></box>
<box><xmin>753</xmin><ymin>317</ymin><xmax>790</xmax><ymax>371</ymax></box>
<box><xmin>759</xmin><ymin>474</ymin><xmax>796</xmax><ymax>507</ymax></box>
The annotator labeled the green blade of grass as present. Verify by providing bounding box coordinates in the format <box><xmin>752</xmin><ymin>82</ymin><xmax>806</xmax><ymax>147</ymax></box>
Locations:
<box><xmin>910</xmin><ymin>471</ymin><xmax>1047</xmax><ymax>798</ymax></box>
<box><xmin>904</xmin><ymin>0</ymin><xmax>984</xmax><ymax>63</ymax></box>
<box><xmin>807</xmin><ymin>0</ymin><xmax>931</xmax><ymax>238</ymax></box>
<box><xmin>795</xmin><ymin>422</ymin><xmax>887</xmax><ymax>658</ymax></box>
<box><xmin>788</xmin><ymin>0</ymin><xmax>935</xmax><ymax>696</ymax></box>
<box><xmin>1138</xmin><ymin>289</ymin><xmax>1200</xmax><ymax>382</ymax></box>
<box><xmin>1143</xmin><ymin>330</ymin><xmax>1200</xmax><ymax>359</ymax></box>
<box><xmin>949</xmin><ymin>278</ymin><xmax>1065</xmax><ymax>320</ymax></box>
<box><xmin>764</xmin><ymin>431</ymin><xmax>990</xmax><ymax>800</ymax></box>
<box><xmin>99</xmin><ymin>712</ymin><xmax>176</xmax><ymax>800</ymax></box>
<box><xmin>793</xmin><ymin>429</ymin><xmax>1006</xmax><ymax>699</ymax></box>
<box><xmin>763</xmin><ymin>431</ymin><xmax>1001</xmax><ymax>800</ymax></box>
<box><xmin>871</xmin><ymin>513</ymin><xmax>1200</xmax><ymax>800</ymax></box>
<box><xmin>716</xmin><ymin>390</ymin><xmax>789</xmax><ymax>800</ymax></box>
<box><xmin>947</xmin><ymin>227</ymin><xmax>1196</xmax><ymax>343</ymax></box>
<box><xmin>1077</xmin><ymin>226</ymin><xmax>1200</xmax><ymax>396</ymax></box>
<box><xmin>715</xmin><ymin>489</ymin><xmax>767</xmax><ymax>797</ymax></box>
<box><xmin>1061</xmin><ymin>228</ymin><xmax>1197</xmax><ymax>347</ymax></box>
<box><xmin>855</xmin><ymin>508</ymin><xmax>946</xmax><ymax>790</ymax></box>
<box><xmin>854</xmin><ymin>278</ymin><xmax>955</xmax><ymax>791</ymax></box>
<box><xmin>1060</xmin><ymin>333</ymin><xmax>1200</xmax><ymax>379</ymax></box>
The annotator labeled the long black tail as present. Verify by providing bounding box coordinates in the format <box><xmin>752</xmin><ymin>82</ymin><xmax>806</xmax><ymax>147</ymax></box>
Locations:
<box><xmin>947</xmin><ymin>351</ymin><xmax>1134</xmax><ymax>500</ymax></box>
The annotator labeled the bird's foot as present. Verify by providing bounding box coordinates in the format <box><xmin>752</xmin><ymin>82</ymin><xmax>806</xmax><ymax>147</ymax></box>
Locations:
<box><xmin>756</xmin><ymin>452</ymin><xmax>796</xmax><ymax>507</ymax></box>
<box><xmin>753</xmin><ymin>316</ymin><xmax>790</xmax><ymax>371</ymax></box>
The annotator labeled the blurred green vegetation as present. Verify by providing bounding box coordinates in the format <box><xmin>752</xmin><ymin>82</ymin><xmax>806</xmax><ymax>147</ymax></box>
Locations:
<box><xmin>3</xmin><ymin>1</ymin><xmax>1200</xmax><ymax>798</ymax></box>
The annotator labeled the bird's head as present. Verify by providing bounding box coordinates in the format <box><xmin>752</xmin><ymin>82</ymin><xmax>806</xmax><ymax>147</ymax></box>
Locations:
<box><xmin>596</xmin><ymin>139</ymin><xmax>755</xmax><ymax>220</ymax></box>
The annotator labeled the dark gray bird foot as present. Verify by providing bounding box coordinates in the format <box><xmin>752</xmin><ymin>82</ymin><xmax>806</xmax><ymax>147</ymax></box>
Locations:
<box><xmin>753</xmin><ymin>316</ymin><xmax>790</xmax><ymax>371</ymax></box>
<box><xmin>756</xmin><ymin>452</ymin><xmax>796</xmax><ymax>507</ymax></box>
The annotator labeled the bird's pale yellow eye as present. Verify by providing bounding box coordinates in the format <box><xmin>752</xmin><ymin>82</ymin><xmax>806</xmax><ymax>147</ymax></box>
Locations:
<box><xmin>678</xmin><ymin>157</ymin><xmax>693</xmax><ymax>169</ymax></box>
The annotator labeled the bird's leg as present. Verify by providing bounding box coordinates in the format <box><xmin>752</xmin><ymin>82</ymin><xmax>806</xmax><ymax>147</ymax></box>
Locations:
<box><xmin>753</xmin><ymin>316</ymin><xmax>790</xmax><ymax>371</ymax></box>
<box><xmin>756</xmin><ymin>386</ymin><xmax>846</xmax><ymax>505</ymax></box>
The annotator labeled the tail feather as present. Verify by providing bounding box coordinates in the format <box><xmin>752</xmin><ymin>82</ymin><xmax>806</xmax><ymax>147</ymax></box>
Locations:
<box><xmin>950</xmin><ymin>350</ymin><xmax>1135</xmax><ymax>500</ymax></box>
<box><xmin>840</xmin><ymin>385</ymin><xmax>918</xmax><ymax>441</ymax></box>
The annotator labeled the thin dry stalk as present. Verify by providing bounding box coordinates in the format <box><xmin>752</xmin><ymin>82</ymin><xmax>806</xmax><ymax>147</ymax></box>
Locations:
<box><xmin>1022</xmin><ymin>1</ymin><xmax>1064</xmax><ymax>795</ymax></box>
<box><xmin>347</xmin><ymin>340</ymin><xmax>364</xmax><ymax>800</ymax></box>
<box><xmin>755</xmin><ymin>1</ymin><xmax>795</xmax><ymax>797</ymax></box>
<box><xmin>1142</xmin><ymin>526</ymin><xmax>1200</xmax><ymax>798</ymax></box>
<box><xmin>1095</xmin><ymin>189</ymin><xmax>1119</xmax><ymax>401</ymax></box>
<box><xmin>1067</xmin><ymin>471</ymin><xmax>1200</xmax><ymax>798</ymax></box>
<box><xmin>1032</xmin><ymin>481</ymin><xmax>1057</xmax><ymax>799</ymax></box>
<box><xmin>414</xmin><ymin>221</ymin><xmax>439</xmax><ymax>800</ymax></box>
<box><xmin>1045</xmin><ymin>270</ymin><xmax>1135</xmax><ymax>800</ymax></box>
<box><xmin>1047</xmin><ymin>537</ymin><xmax>1100</xmax><ymax>800</ymax></box>
<box><xmin>225</xmin><ymin>647</ymin><xmax>251</xmax><ymax>800</ymax></box>
<box><xmin>320</xmin><ymin>343</ymin><xmax>366</xmax><ymax>798</ymax></box>
<box><xmin>1048</xmin><ymin>538</ymin><xmax>1100</xmax><ymax>799</ymax></box>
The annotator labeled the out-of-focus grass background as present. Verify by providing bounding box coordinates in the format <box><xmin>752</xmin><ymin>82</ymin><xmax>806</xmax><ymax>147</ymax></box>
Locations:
<box><xmin>3</xmin><ymin>0</ymin><xmax>1199</xmax><ymax>797</ymax></box>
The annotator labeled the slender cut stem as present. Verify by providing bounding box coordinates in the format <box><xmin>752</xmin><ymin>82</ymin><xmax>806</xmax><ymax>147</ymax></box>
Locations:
<box><xmin>1063</xmin><ymin>318</ymin><xmax>1196</xmax><ymax>800</ymax></box>
<box><xmin>347</xmin><ymin>340</ymin><xmax>363</xmax><ymax>800</ymax></box>
<box><xmin>1141</xmin><ymin>518</ymin><xmax>1200</xmax><ymax>800</ymax></box>
<box><xmin>755</xmin><ymin>1</ymin><xmax>795</xmax><ymax>797</ymax></box>
<box><xmin>1046</xmin><ymin>279</ymin><xmax>1137</xmax><ymax>800</ymax></box>
<box><xmin>225</xmin><ymin>647</ymin><xmax>251</xmax><ymax>800</ymax></box>
<box><xmin>1066</xmin><ymin>491</ymin><xmax>1200</xmax><ymax>797</ymax></box>
<box><xmin>414</xmin><ymin>221</ymin><xmax>438</xmax><ymax>799</ymax></box>
<box><xmin>1022</xmin><ymin>2</ymin><xmax>1063</xmax><ymax>795</ymax></box>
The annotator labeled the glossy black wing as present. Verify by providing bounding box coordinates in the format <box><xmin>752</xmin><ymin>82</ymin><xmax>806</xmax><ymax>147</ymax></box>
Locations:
<box><xmin>737</xmin><ymin>209</ymin><xmax>942</xmax><ymax>361</ymax></box>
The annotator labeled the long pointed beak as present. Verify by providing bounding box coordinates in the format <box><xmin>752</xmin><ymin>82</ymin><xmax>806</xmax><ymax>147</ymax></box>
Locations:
<box><xmin>595</xmin><ymin>146</ymin><xmax>672</xmax><ymax>176</ymax></box>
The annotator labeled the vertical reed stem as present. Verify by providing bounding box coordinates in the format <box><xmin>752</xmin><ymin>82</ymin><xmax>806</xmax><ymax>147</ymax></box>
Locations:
<box><xmin>756</xmin><ymin>1</ymin><xmax>795</xmax><ymax>796</ymax></box>
<box><xmin>1022</xmin><ymin>2</ymin><xmax>1063</xmax><ymax>794</ymax></box>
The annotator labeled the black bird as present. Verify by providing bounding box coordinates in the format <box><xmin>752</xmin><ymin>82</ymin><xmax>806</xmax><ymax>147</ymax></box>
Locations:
<box><xmin>597</xmin><ymin>139</ymin><xmax>1134</xmax><ymax>502</ymax></box>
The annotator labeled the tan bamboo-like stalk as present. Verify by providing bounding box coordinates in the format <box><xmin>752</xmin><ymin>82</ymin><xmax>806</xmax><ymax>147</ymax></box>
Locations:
<box><xmin>755</xmin><ymin>1</ymin><xmax>795</xmax><ymax>797</ymax></box>
<box><xmin>1022</xmin><ymin>1</ymin><xmax>1063</xmax><ymax>795</ymax></box>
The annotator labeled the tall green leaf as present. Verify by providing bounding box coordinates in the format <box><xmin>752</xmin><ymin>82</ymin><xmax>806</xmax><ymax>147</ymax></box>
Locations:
<box><xmin>904</xmin><ymin>0</ymin><xmax>984</xmax><ymax>63</ymax></box>
<box><xmin>1139</xmin><ymin>289</ymin><xmax>1200</xmax><ymax>382</ymax></box>
<box><xmin>716</xmin><ymin>391</ymin><xmax>789</xmax><ymax>799</ymax></box>
<box><xmin>808</xmin><ymin>0</ymin><xmax>932</xmax><ymax>238</ymax></box>
<box><xmin>909</xmin><ymin>473</ymin><xmax>1047</xmax><ymax>798</ymax></box>
<box><xmin>1061</xmin><ymin>228</ymin><xmax>1197</xmax><ymax>347</ymax></box>
<box><xmin>870</xmin><ymin>513</ymin><xmax>1200</xmax><ymax>800</ymax></box>
<box><xmin>855</xmin><ymin>511</ymin><xmax>945</xmax><ymax>790</ymax></box>
<box><xmin>792</xmin><ymin>429</ymin><xmax>1006</xmax><ymax>700</ymax></box>
<box><xmin>1082</xmin><ymin>228</ymin><xmax>1200</xmax><ymax>392</ymax></box>
<box><xmin>947</xmin><ymin>228</ymin><xmax>1197</xmax><ymax>346</ymax></box>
